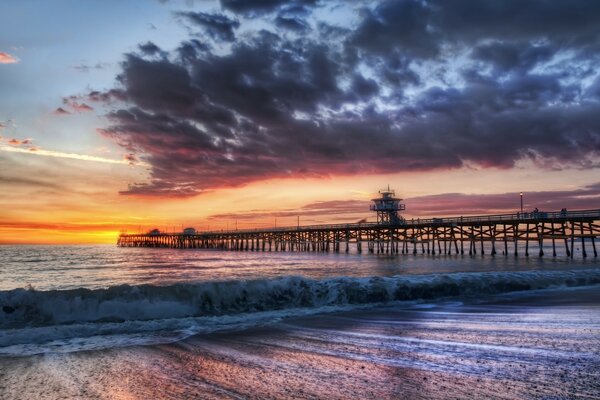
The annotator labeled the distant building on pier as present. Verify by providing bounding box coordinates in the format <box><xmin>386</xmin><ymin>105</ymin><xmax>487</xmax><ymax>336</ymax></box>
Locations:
<box><xmin>370</xmin><ymin>186</ymin><xmax>406</xmax><ymax>225</ymax></box>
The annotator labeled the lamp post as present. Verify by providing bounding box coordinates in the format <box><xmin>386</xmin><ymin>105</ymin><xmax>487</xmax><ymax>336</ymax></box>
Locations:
<box><xmin>520</xmin><ymin>192</ymin><xmax>523</xmax><ymax>215</ymax></box>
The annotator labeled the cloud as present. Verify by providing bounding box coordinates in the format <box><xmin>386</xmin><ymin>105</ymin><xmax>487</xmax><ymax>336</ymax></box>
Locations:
<box><xmin>207</xmin><ymin>199</ymin><xmax>369</xmax><ymax>223</ymax></box>
<box><xmin>0</xmin><ymin>144</ymin><xmax>140</xmax><ymax>165</ymax></box>
<box><xmin>138</xmin><ymin>41</ymin><xmax>163</xmax><ymax>56</ymax></box>
<box><xmin>220</xmin><ymin>0</ymin><xmax>318</xmax><ymax>16</ymax></box>
<box><xmin>205</xmin><ymin>183</ymin><xmax>600</xmax><ymax>224</ymax></box>
<box><xmin>0</xmin><ymin>175</ymin><xmax>63</xmax><ymax>190</ymax></box>
<box><xmin>73</xmin><ymin>62</ymin><xmax>110</xmax><ymax>72</ymax></box>
<box><xmin>124</xmin><ymin>153</ymin><xmax>139</xmax><ymax>165</ymax></box>
<box><xmin>90</xmin><ymin>0</ymin><xmax>600</xmax><ymax>196</ymax></box>
<box><xmin>0</xmin><ymin>52</ymin><xmax>19</xmax><ymax>64</ymax></box>
<box><xmin>349</xmin><ymin>0</ymin><xmax>600</xmax><ymax>59</ymax></box>
<box><xmin>405</xmin><ymin>183</ymin><xmax>600</xmax><ymax>216</ymax></box>
<box><xmin>59</xmin><ymin>97</ymin><xmax>95</xmax><ymax>113</ymax></box>
<box><xmin>471</xmin><ymin>41</ymin><xmax>554</xmax><ymax>74</ymax></box>
<box><xmin>0</xmin><ymin>221</ymin><xmax>130</xmax><ymax>233</ymax></box>
<box><xmin>73</xmin><ymin>103</ymin><xmax>94</xmax><ymax>112</ymax></box>
<box><xmin>274</xmin><ymin>15</ymin><xmax>308</xmax><ymax>32</ymax></box>
<box><xmin>177</xmin><ymin>11</ymin><xmax>240</xmax><ymax>42</ymax></box>
<box><xmin>54</xmin><ymin>107</ymin><xmax>71</xmax><ymax>115</ymax></box>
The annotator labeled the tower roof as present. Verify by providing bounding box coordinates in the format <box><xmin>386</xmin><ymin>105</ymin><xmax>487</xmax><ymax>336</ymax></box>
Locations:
<box><xmin>371</xmin><ymin>185</ymin><xmax>403</xmax><ymax>201</ymax></box>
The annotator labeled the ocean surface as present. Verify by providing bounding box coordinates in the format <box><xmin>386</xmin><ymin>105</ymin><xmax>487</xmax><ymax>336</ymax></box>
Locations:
<box><xmin>0</xmin><ymin>244</ymin><xmax>599</xmax><ymax>399</ymax></box>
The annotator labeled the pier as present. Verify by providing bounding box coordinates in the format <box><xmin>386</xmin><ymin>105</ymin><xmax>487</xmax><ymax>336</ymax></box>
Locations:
<box><xmin>118</xmin><ymin>189</ymin><xmax>600</xmax><ymax>258</ymax></box>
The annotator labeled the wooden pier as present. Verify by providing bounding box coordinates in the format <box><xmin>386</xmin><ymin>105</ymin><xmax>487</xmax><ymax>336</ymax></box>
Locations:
<box><xmin>118</xmin><ymin>209</ymin><xmax>600</xmax><ymax>258</ymax></box>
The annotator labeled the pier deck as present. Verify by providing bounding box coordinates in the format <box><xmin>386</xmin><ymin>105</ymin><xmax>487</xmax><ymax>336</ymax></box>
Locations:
<box><xmin>118</xmin><ymin>209</ymin><xmax>600</xmax><ymax>258</ymax></box>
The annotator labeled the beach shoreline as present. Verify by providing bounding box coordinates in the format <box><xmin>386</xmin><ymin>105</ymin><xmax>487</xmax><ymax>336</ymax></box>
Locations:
<box><xmin>1</xmin><ymin>284</ymin><xmax>599</xmax><ymax>399</ymax></box>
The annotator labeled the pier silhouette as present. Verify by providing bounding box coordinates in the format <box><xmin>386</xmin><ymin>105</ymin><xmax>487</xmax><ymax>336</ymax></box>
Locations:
<box><xmin>118</xmin><ymin>189</ymin><xmax>600</xmax><ymax>258</ymax></box>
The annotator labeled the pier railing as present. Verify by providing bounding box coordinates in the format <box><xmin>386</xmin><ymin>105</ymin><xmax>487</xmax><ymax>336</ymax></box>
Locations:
<box><xmin>195</xmin><ymin>209</ymin><xmax>600</xmax><ymax>236</ymax></box>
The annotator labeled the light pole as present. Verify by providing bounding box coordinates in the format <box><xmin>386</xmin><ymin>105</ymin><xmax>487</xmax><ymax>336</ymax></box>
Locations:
<box><xmin>520</xmin><ymin>192</ymin><xmax>523</xmax><ymax>215</ymax></box>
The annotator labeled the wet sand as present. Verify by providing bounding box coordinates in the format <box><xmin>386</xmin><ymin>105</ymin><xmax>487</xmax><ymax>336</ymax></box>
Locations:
<box><xmin>1</xmin><ymin>286</ymin><xmax>599</xmax><ymax>399</ymax></box>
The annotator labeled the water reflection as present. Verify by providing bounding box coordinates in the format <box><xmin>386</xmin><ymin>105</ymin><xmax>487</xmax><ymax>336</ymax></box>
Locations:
<box><xmin>0</xmin><ymin>244</ymin><xmax>597</xmax><ymax>291</ymax></box>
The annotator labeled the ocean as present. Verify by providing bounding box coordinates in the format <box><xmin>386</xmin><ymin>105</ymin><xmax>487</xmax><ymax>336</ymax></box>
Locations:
<box><xmin>0</xmin><ymin>244</ymin><xmax>599</xmax><ymax>399</ymax></box>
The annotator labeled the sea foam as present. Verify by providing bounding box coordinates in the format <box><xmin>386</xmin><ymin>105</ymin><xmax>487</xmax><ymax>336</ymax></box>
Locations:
<box><xmin>1</xmin><ymin>268</ymin><xmax>600</xmax><ymax>354</ymax></box>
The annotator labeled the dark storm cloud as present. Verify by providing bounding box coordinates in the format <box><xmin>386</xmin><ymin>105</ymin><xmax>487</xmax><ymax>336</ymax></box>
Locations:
<box><xmin>274</xmin><ymin>15</ymin><xmax>308</xmax><ymax>32</ymax></box>
<box><xmin>138</xmin><ymin>41</ymin><xmax>163</xmax><ymax>55</ymax></box>
<box><xmin>177</xmin><ymin>11</ymin><xmax>240</xmax><ymax>42</ymax></box>
<box><xmin>94</xmin><ymin>0</ymin><xmax>600</xmax><ymax>196</ymax></box>
<box><xmin>176</xmin><ymin>39</ymin><xmax>211</xmax><ymax>62</ymax></box>
<box><xmin>349</xmin><ymin>0</ymin><xmax>600</xmax><ymax>60</ymax></box>
<box><xmin>430</xmin><ymin>0</ymin><xmax>600</xmax><ymax>47</ymax></box>
<box><xmin>220</xmin><ymin>0</ymin><xmax>318</xmax><ymax>16</ymax></box>
<box><xmin>350</xmin><ymin>0</ymin><xmax>438</xmax><ymax>58</ymax></box>
<box><xmin>471</xmin><ymin>42</ymin><xmax>555</xmax><ymax>74</ymax></box>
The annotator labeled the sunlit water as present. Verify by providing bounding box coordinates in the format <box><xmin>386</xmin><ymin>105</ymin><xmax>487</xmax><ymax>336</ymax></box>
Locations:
<box><xmin>0</xmin><ymin>244</ymin><xmax>597</xmax><ymax>291</ymax></box>
<box><xmin>0</xmin><ymin>244</ymin><xmax>599</xmax><ymax>399</ymax></box>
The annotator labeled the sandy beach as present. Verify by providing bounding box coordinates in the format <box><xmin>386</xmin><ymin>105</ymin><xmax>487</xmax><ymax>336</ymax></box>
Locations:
<box><xmin>2</xmin><ymin>284</ymin><xmax>599</xmax><ymax>399</ymax></box>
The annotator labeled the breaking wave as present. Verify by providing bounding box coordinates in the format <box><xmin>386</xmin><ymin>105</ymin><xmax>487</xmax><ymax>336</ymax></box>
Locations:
<box><xmin>1</xmin><ymin>268</ymin><xmax>600</xmax><ymax>355</ymax></box>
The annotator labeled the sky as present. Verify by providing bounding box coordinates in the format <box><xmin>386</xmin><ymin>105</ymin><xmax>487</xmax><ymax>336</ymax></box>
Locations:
<box><xmin>1</xmin><ymin>0</ymin><xmax>600</xmax><ymax>244</ymax></box>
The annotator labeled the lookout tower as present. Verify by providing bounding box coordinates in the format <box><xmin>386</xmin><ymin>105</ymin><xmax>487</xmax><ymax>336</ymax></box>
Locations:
<box><xmin>370</xmin><ymin>186</ymin><xmax>406</xmax><ymax>225</ymax></box>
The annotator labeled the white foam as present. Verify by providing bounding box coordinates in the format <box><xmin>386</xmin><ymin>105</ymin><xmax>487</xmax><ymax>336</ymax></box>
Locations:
<box><xmin>1</xmin><ymin>269</ymin><xmax>599</xmax><ymax>355</ymax></box>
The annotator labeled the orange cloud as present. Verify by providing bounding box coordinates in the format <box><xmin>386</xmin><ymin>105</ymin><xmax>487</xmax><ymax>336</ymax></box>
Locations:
<box><xmin>0</xmin><ymin>52</ymin><xmax>18</xmax><ymax>64</ymax></box>
<box><xmin>0</xmin><ymin>221</ymin><xmax>123</xmax><ymax>244</ymax></box>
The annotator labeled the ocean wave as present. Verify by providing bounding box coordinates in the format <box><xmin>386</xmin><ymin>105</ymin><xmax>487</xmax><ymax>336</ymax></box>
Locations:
<box><xmin>1</xmin><ymin>269</ymin><xmax>600</xmax><ymax>354</ymax></box>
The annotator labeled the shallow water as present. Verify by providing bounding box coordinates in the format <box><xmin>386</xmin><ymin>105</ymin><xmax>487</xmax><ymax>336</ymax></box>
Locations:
<box><xmin>1</xmin><ymin>286</ymin><xmax>599</xmax><ymax>399</ymax></box>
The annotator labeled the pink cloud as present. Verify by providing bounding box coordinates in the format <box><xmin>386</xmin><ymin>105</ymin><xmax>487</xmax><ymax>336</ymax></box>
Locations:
<box><xmin>72</xmin><ymin>102</ymin><xmax>94</xmax><ymax>112</ymax></box>
<box><xmin>0</xmin><ymin>52</ymin><xmax>18</xmax><ymax>64</ymax></box>
<box><xmin>124</xmin><ymin>153</ymin><xmax>138</xmax><ymax>165</ymax></box>
<box><xmin>404</xmin><ymin>186</ymin><xmax>600</xmax><ymax>217</ymax></box>
<box><xmin>7</xmin><ymin>138</ymin><xmax>21</xmax><ymax>145</ymax></box>
<box><xmin>204</xmin><ymin>183</ymin><xmax>600</xmax><ymax>225</ymax></box>
<box><xmin>62</xmin><ymin>96</ymin><xmax>94</xmax><ymax>113</ymax></box>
